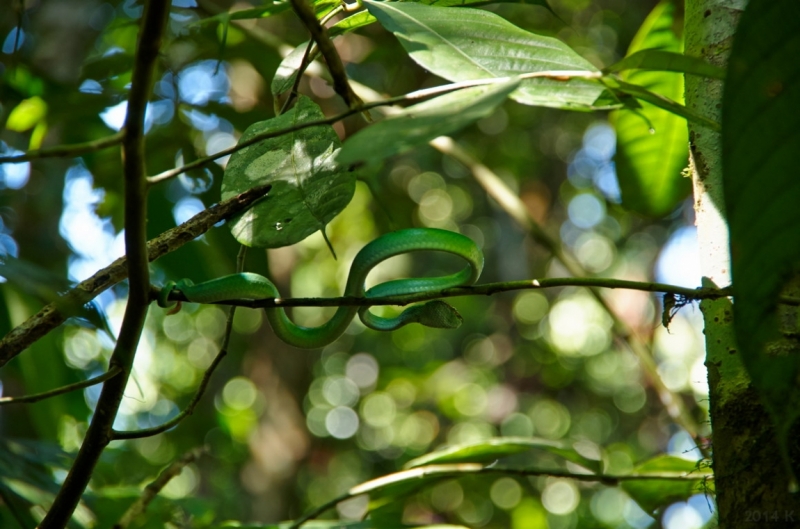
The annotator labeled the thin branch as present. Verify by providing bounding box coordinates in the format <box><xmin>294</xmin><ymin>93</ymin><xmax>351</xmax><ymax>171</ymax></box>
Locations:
<box><xmin>40</xmin><ymin>1</ymin><xmax>171</xmax><ymax>525</ymax></box>
<box><xmin>113</xmin><ymin>447</ymin><xmax>207</xmax><ymax>529</ymax></box>
<box><xmin>112</xmin><ymin>246</ymin><xmax>246</xmax><ymax>440</ymax></box>
<box><xmin>288</xmin><ymin>463</ymin><xmax>709</xmax><ymax>529</ymax></box>
<box><xmin>0</xmin><ymin>366</ymin><xmax>121</xmax><ymax>405</ymax></box>
<box><xmin>111</xmin><ymin>324</ymin><xmax>230</xmax><ymax>440</ymax></box>
<box><xmin>147</xmin><ymin>70</ymin><xmax>599</xmax><ymax>185</ymax></box>
<box><xmin>160</xmin><ymin>277</ymin><xmax>731</xmax><ymax>309</ymax></box>
<box><xmin>0</xmin><ymin>131</ymin><xmax>124</xmax><ymax>164</ymax></box>
<box><xmin>289</xmin><ymin>0</ymin><xmax>360</xmax><ymax>108</ymax></box>
<box><xmin>0</xmin><ymin>183</ymin><xmax>271</xmax><ymax>367</ymax></box>
<box><xmin>278</xmin><ymin>6</ymin><xmax>343</xmax><ymax>115</ymax></box>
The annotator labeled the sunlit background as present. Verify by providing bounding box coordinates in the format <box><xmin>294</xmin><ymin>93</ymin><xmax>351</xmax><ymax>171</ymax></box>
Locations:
<box><xmin>0</xmin><ymin>0</ymin><xmax>714</xmax><ymax>527</ymax></box>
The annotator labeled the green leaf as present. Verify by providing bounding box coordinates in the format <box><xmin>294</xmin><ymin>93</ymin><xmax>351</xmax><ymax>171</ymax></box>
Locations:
<box><xmin>620</xmin><ymin>455</ymin><xmax>711</xmax><ymax>514</ymax></box>
<box><xmin>221</xmin><ymin>96</ymin><xmax>355</xmax><ymax>248</ymax></box>
<box><xmin>404</xmin><ymin>437</ymin><xmax>601</xmax><ymax>473</ymax></box>
<box><xmin>337</xmin><ymin>80</ymin><xmax>519</xmax><ymax>166</ymax></box>
<box><xmin>605</xmin><ymin>49</ymin><xmax>725</xmax><ymax>79</ymax></box>
<box><xmin>272</xmin><ymin>42</ymin><xmax>312</xmax><ymax>96</ymax></box>
<box><xmin>6</xmin><ymin>96</ymin><xmax>48</xmax><ymax>132</ymax></box>
<box><xmin>364</xmin><ymin>0</ymin><xmax>604</xmax><ymax>110</ymax></box>
<box><xmin>609</xmin><ymin>0</ymin><xmax>691</xmax><ymax>217</ymax></box>
<box><xmin>722</xmin><ymin>0</ymin><xmax>800</xmax><ymax>465</ymax></box>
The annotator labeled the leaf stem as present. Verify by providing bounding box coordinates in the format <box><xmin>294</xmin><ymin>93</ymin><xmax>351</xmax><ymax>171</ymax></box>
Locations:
<box><xmin>0</xmin><ymin>366</ymin><xmax>122</xmax><ymax>405</ymax></box>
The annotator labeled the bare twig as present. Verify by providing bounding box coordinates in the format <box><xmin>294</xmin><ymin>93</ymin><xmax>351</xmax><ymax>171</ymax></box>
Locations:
<box><xmin>0</xmin><ymin>131</ymin><xmax>124</xmax><ymax>164</ymax></box>
<box><xmin>160</xmin><ymin>277</ymin><xmax>731</xmax><ymax>309</ymax></box>
<box><xmin>0</xmin><ymin>183</ymin><xmax>270</xmax><ymax>367</ymax></box>
<box><xmin>289</xmin><ymin>462</ymin><xmax>709</xmax><ymax>529</ymax></box>
<box><xmin>113</xmin><ymin>447</ymin><xmax>207</xmax><ymax>529</ymax></box>
<box><xmin>40</xmin><ymin>2</ymin><xmax>171</xmax><ymax>524</ymax></box>
<box><xmin>0</xmin><ymin>366</ymin><xmax>122</xmax><ymax>405</ymax></box>
<box><xmin>289</xmin><ymin>0</ymin><xmax>360</xmax><ymax>108</ymax></box>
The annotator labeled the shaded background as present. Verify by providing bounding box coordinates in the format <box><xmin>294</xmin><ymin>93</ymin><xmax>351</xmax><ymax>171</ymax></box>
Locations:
<box><xmin>0</xmin><ymin>0</ymin><xmax>712</xmax><ymax>527</ymax></box>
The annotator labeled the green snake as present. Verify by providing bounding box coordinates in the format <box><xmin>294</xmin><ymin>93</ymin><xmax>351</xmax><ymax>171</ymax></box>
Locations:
<box><xmin>157</xmin><ymin>228</ymin><xmax>483</xmax><ymax>349</ymax></box>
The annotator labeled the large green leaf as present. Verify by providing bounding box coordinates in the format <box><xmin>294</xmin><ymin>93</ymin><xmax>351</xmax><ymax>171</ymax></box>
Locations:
<box><xmin>364</xmin><ymin>0</ymin><xmax>604</xmax><ymax>110</ymax></box>
<box><xmin>620</xmin><ymin>455</ymin><xmax>711</xmax><ymax>514</ymax></box>
<box><xmin>338</xmin><ymin>81</ymin><xmax>518</xmax><ymax>166</ymax></box>
<box><xmin>404</xmin><ymin>437</ymin><xmax>601</xmax><ymax>473</ymax></box>
<box><xmin>221</xmin><ymin>96</ymin><xmax>355</xmax><ymax>248</ymax></box>
<box><xmin>722</xmin><ymin>0</ymin><xmax>800</xmax><ymax>460</ymax></box>
<box><xmin>610</xmin><ymin>1</ymin><xmax>691</xmax><ymax>217</ymax></box>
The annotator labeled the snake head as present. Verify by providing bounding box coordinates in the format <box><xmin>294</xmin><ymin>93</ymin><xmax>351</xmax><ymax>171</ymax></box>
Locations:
<box><xmin>406</xmin><ymin>300</ymin><xmax>463</xmax><ymax>329</ymax></box>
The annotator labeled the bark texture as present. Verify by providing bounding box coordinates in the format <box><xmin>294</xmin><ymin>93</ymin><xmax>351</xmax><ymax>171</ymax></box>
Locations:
<box><xmin>685</xmin><ymin>0</ymin><xmax>800</xmax><ymax>525</ymax></box>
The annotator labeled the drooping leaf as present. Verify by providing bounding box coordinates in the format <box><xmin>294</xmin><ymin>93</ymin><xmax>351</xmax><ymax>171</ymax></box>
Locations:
<box><xmin>609</xmin><ymin>0</ymin><xmax>691</xmax><ymax>217</ymax></box>
<box><xmin>221</xmin><ymin>96</ymin><xmax>355</xmax><ymax>248</ymax></box>
<box><xmin>722</xmin><ymin>0</ymin><xmax>800</xmax><ymax>462</ymax></box>
<box><xmin>272</xmin><ymin>42</ymin><xmax>313</xmax><ymax>96</ymax></box>
<box><xmin>620</xmin><ymin>455</ymin><xmax>711</xmax><ymax>514</ymax></box>
<box><xmin>337</xmin><ymin>80</ymin><xmax>519</xmax><ymax>166</ymax></box>
<box><xmin>404</xmin><ymin>437</ymin><xmax>601</xmax><ymax>473</ymax></box>
<box><xmin>364</xmin><ymin>0</ymin><xmax>605</xmax><ymax>110</ymax></box>
<box><xmin>605</xmin><ymin>49</ymin><xmax>725</xmax><ymax>79</ymax></box>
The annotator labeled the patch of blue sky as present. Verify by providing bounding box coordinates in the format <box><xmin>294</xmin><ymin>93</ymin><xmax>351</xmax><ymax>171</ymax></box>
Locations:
<box><xmin>568</xmin><ymin>193</ymin><xmax>605</xmax><ymax>230</ymax></box>
<box><xmin>59</xmin><ymin>163</ymin><xmax>124</xmax><ymax>283</ymax></box>
<box><xmin>173</xmin><ymin>196</ymin><xmax>205</xmax><ymax>225</ymax></box>
<box><xmin>568</xmin><ymin>122</ymin><xmax>621</xmax><ymax>202</ymax></box>
<box><xmin>656</xmin><ymin>226</ymin><xmax>702</xmax><ymax>288</ymax></box>
<box><xmin>0</xmin><ymin>144</ymin><xmax>31</xmax><ymax>190</ymax></box>
<box><xmin>100</xmin><ymin>99</ymin><xmax>174</xmax><ymax>132</ymax></box>
<box><xmin>2</xmin><ymin>27</ymin><xmax>25</xmax><ymax>54</ymax></box>
<box><xmin>79</xmin><ymin>79</ymin><xmax>104</xmax><ymax>94</ymax></box>
<box><xmin>180</xmin><ymin>108</ymin><xmax>220</xmax><ymax>131</ymax></box>
<box><xmin>178</xmin><ymin>60</ymin><xmax>229</xmax><ymax>106</ymax></box>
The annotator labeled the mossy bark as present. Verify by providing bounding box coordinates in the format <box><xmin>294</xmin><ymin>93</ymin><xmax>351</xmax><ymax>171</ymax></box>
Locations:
<box><xmin>685</xmin><ymin>0</ymin><xmax>800</xmax><ymax>525</ymax></box>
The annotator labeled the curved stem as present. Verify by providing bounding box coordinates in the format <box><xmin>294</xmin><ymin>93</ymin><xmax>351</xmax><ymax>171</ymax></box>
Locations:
<box><xmin>112</xmin><ymin>246</ymin><xmax>246</xmax><ymax>440</ymax></box>
<box><xmin>0</xmin><ymin>366</ymin><xmax>121</xmax><ymax>405</ymax></box>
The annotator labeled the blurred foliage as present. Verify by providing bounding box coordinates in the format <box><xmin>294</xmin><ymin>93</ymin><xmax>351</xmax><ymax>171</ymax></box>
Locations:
<box><xmin>0</xmin><ymin>0</ymin><xmax>716</xmax><ymax>528</ymax></box>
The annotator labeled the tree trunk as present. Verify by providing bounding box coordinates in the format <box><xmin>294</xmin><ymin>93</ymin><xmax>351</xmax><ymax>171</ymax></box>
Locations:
<box><xmin>685</xmin><ymin>1</ymin><xmax>800</xmax><ymax>525</ymax></box>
